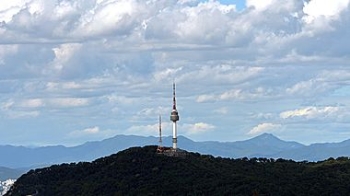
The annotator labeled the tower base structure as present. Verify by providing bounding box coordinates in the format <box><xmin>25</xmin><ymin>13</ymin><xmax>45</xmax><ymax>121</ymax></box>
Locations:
<box><xmin>157</xmin><ymin>147</ymin><xmax>187</xmax><ymax>158</ymax></box>
<box><xmin>171</xmin><ymin>120</ymin><xmax>178</xmax><ymax>151</ymax></box>
<box><xmin>172</xmin><ymin>138</ymin><xmax>177</xmax><ymax>150</ymax></box>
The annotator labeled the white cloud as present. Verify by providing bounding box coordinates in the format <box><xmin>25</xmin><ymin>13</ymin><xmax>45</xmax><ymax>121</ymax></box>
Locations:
<box><xmin>251</xmin><ymin>113</ymin><xmax>274</xmax><ymax>120</ymax></box>
<box><xmin>0</xmin><ymin>45</ymin><xmax>18</xmax><ymax>59</ymax></box>
<box><xmin>318</xmin><ymin>69</ymin><xmax>350</xmax><ymax>83</ymax></box>
<box><xmin>246</xmin><ymin>0</ymin><xmax>274</xmax><ymax>11</ymax></box>
<box><xmin>8</xmin><ymin>111</ymin><xmax>40</xmax><ymax>119</ymax></box>
<box><xmin>286</xmin><ymin>79</ymin><xmax>328</xmax><ymax>96</ymax></box>
<box><xmin>303</xmin><ymin>0</ymin><xmax>350</xmax><ymax>23</ymax></box>
<box><xmin>75</xmin><ymin>0</ymin><xmax>138</xmax><ymax>37</ymax></box>
<box><xmin>284</xmin><ymin>68</ymin><xmax>350</xmax><ymax>97</ymax></box>
<box><xmin>50</xmin><ymin>44</ymin><xmax>82</xmax><ymax>72</ymax></box>
<box><xmin>83</xmin><ymin>126</ymin><xmax>100</xmax><ymax>134</ymax></box>
<box><xmin>196</xmin><ymin>87</ymin><xmax>271</xmax><ymax>102</ymax></box>
<box><xmin>125</xmin><ymin>122</ymin><xmax>172</xmax><ymax>136</ymax></box>
<box><xmin>19</xmin><ymin>99</ymin><xmax>45</xmax><ymax>108</ymax></box>
<box><xmin>125</xmin><ymin>122</ymin><xmax>215</xmax><ymax>137</ymax></box>
<box><xmin>46</xmin><ymin>81</ymin><xmax>81</xmax><ymax>91</ymax></box>
<box><xmin>106</xmin><ymin>95</ymin><xmax>136</xmax><ymax>105</ymax></box>
<box><xmin>125</xmin><ymin>124</ymin><xmax>157</xmax><ymax>136</ymax></box>
<box><xmin>179</xmin><ymin>66</ymin><xmax>264</xmax><ymax>85</ymax></box>
<box><xmin>1</xmin><ymin>100</ymin><xmax>14</xmax><ymax>111</ymax></box>
<box><xmin>214</xmin><ymin>107</ymin><xmax>228</xmax><ymax>115</ymax></box>
<box><xmin>220</xmin><ymin>89</ymin><xmax>244</xmax><ymax>100</ymax></box>
<box><xmin>0</xmin><ymin>99</ymin><xmax>40</xmax><ymax>119</ymax></box>
<box><xmin>0</xmin><ymin>1</ymin><xmax>29</xmax><ymax>23</ymax></box>
<box><xmin>153</xmin><ymin>67</ymin><xmax>182</xmax><ymax>82</ymax></box>
<box><xmin>68</xmin><ymin>126</ymin><xmax>101</xmax><ymax>137</ymax></box>
<box><xmin>196</xmin><ymin>94</ymin><xmax>216</xmax><ymax>103</ymax></box>
<box><xmin>175</xmin><ymin>1</ymin><xmax>235</xmax><ymax>43</ymax></box>
<box><xmin>248</xmin><ymin>123</ymin><xmax>281</xmax><ymax>135</ymax></box>
<box><xmin>280</xmin><ymin>106</ymin><xmax>340</xmax><ymax>120</ymax></box>
<box><xmin>48</xmin><ymin>98</ymin><xmax>89</xmax><ymax>107</ymax></box>
<box><xmin>134</xmin><ymin>107</ymin><xmax>169</xmax><ymax>120</ymax></box>
<box><xmin>182</xmin><ymin>122</ymin><xmax>215</xmax><ymax>135</ymax></box>
<box><xmin>67</xmin><ymin>126</ymin><xmax>117</xmax><ymax>143</ymax></box>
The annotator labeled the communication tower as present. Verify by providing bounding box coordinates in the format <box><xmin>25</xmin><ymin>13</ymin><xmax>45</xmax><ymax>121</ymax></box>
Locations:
<box><xmin>170</xmin><ymin>82</ymin><xmax>179</xmax><ymax>151</ymax></box>
<box><xmin>156</xmin><ymin>115</ymin><xmax>164</xmax><ymax>153</ymax></box>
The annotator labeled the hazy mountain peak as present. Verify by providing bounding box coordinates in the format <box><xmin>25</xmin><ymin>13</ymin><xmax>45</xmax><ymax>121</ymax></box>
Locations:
<box><xmin>247</xmin><ymin>133</ymin><xmax>282</xmax><ymax>143</ymax></box>
<box><xmin>255</xmin><ymin>133</ymin><xmax>279</xmax><ymax>140</ymax></box>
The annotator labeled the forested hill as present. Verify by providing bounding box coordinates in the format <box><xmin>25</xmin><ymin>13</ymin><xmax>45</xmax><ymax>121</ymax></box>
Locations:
<box><xmin>6</xmin><ymin>146</ymin><xmax>350</xmax><ymax>196</ymax></box>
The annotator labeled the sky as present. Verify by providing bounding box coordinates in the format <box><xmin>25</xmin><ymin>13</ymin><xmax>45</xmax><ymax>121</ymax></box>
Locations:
<box><xmin>0</xmin><ymin>0</ymin><xmax>350</xmax><ymax>146</ymax></box>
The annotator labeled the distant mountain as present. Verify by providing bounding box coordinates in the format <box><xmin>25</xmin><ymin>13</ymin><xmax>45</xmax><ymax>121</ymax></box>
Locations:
<box><xmin>2</xmin><ymin>133</ymin><xmax>350</xmax><ymax>169</ymax></box>
<box><xmin>228</xmin><ymin>133</ymin><xmax>304</xmax><ymax>157</ymax></box>
<box><xmin>275</xmin><ymin>139</ymin><xmax>350</xmax><ymax>161</ymax></box>
<box><xmin>6</xmin><ymin>146</ymin><xmax>350</xmax><ymax>196</ymax></box>
<box><xmin>0</xmin><ymin>135</ymin><xmax>157</xmax><ymax>169</ymax></box>
<box><xmin>0</xmin><ymin>167</ymin><xmax>23</xmax><ymax>181</ymax></box>
<box><xmin>169</xmin><ymin>133</ymin><xmax>305</xmax><ymax>158</ymax></box>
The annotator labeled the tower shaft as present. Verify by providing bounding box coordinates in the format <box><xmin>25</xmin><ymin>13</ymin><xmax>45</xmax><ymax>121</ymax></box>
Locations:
<box><xmin>172</xmin><ymin>122</ymin><xmax>177</xmax><ymax>149</ymax></box>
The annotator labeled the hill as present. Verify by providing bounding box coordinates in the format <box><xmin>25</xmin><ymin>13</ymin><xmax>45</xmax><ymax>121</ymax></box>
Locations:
<box><xmin>5</xmin><ymin>146</ymin><xmax>350</xmax><ymax>196</ymax></box>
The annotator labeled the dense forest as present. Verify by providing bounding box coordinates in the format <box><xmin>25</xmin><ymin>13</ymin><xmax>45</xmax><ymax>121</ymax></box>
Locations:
<box><xmin>5</xmin><ymin>146</ymin><xmax>350</xmax><ymax>196</ymax></box>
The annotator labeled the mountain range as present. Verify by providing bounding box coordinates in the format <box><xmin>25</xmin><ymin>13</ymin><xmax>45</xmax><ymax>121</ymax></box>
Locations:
<box><xmin>2</xmin><ymin>133</ymin><xmax>350</xmax><ymax>171</ymax></box>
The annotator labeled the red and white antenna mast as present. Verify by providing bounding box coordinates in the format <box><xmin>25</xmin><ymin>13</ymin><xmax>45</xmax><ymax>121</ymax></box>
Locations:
<box><xmin>157</xmin><ymin>115</ymin><xmax>164</xmax><ymax>153</ymax></box>
<box><xmin>158</xmin><ymin>115</ymin><xmax>162</xmax><ymax>147</ymax></box>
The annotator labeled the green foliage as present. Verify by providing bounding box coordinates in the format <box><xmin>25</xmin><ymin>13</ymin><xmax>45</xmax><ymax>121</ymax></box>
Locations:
<box><xmin>5</xmin><ymin>146</ymin><xmax>350</xmax><ymax>196</ymax></box>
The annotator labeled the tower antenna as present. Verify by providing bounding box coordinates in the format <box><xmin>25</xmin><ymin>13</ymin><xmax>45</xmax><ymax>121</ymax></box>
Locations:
<box><xmin>173</xmin><ymin>82</ymin><xmax>177</xmax><ymax>110</ymax></box>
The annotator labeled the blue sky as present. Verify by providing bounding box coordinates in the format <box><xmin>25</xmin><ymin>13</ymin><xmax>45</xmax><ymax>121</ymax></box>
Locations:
<box><xmin>0</xmin><ymin>0</ymin><xmax>350</xmax><ymax>146</ymax></box>
<box><xmin>207</xmin><ymin>0</ymin><xmax>246</xmax><ymax>10</ymax></box>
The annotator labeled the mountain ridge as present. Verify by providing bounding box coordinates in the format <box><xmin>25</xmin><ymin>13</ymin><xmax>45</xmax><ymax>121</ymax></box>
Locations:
<box><xmin>1</xmin><ymin>133</ymin><xmax>350</xmax><ymax>170</ymax></box>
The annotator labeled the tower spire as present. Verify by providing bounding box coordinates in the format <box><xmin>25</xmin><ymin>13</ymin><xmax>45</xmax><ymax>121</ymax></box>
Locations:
<box><xmin>173</xmin><ymin>82</ymin><xmax>177</xmax><ymax>110</ymax></box>
<box><xmin>170</xmin><ymin>82</ymin><xmax>179</xmax><ymax>151</ymax></box>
